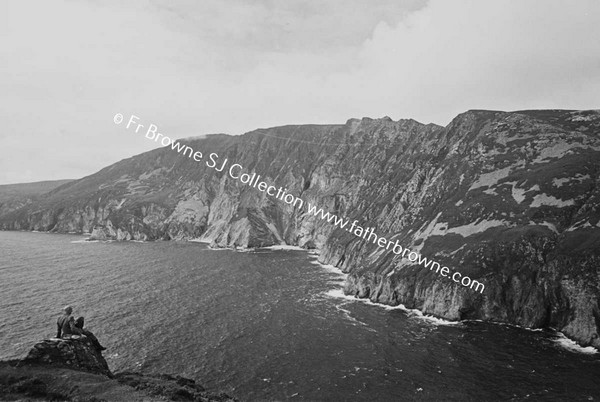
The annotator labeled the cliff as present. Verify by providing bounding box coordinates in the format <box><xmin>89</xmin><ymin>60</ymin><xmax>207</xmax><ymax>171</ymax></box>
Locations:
<box><xmin>1</xmin><ymin>109</ymin><xmax>599</xmax><ymax>349</ymax></box>
<box><xmin>22</xmin><ymin>336</ymin><xmax>112</xmax><ymax>377</ymax></box>
<box><xmin>0</xmin><ymin>337</ymin><xmax>236</xmax><ymax>401</ymax></box>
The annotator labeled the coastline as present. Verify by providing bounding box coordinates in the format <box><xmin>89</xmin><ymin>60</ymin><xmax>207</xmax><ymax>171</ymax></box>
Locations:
<box><xmin>10</xmin><ymin>229</ymin><xmax>600</xmax><ymax>355</ymax></box>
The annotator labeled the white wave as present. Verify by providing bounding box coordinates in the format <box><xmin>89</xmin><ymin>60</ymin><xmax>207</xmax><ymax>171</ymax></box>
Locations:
<box><xmin>262</xmin><ymin>244</ymin><xmax>304</xmax><ymax>251</ymax></box>
<box><xmin>202</xmin><ymin>244</ymin><xmax>303</xmax><ymax>252</ymax></box>
<box><xmin>334</xmin><ymin>303</ymin><xmax>376</xmax><ymax>331</ymax></box>
<box><xmin>235</xmin><ymin>247</ymin><xmax>255</xmax><ymax>253</ymax></box>
<box><xmin>408</xmin><ymin>309</ymin><xmax>462</xmax><ymax>326</ymax></box>
<box><xmin>202</xmin><ymin>245</ymin><xmax>259</xmax><ymax>252</ymax></box>
<box><xmin>323</xmin><ymin>290</ymin><xmax>375</xmax><ymax>330</ymax></box>
<box><xmin>324</xmin><ymin>289</ymin><xmax>461</xmax><ymax>326</ymax></box>
<box><xmin>469</xmin><ymin>319</ymin><xmax>547</xmax><ymax>333</ymax></box>
<box><xmin>189</xmin><ymin>238</ymin><xmax>211</xmax><ymax>244</ymax></box>
<box><xmin>553</xmin><ymin>332</ymin><xmax>598</xmax><ymax>355</ymax></box>
<box><xmin>325</xmin><ymin>288</ymin><xmax>355</xmax><ymax>301</ymax></box>
<box><xmin>319</xmin><ymin>262</ymin><xmax>460</xmax><ymax>327</ymax></box>
<box><xmin>70</xmin><ymin>239</ymin><xmax>97</xmax><ymax>243</ymax></box>
<box><xmin>466</xmin><ymin>320</ymin><xmax>597</xmax><ymax>353</ymax></box>
<box><xmin>310</xmin><ymin>260</ymin><xmax>347</xmax><ymax>279</ymax></box>
<box><xmin>200</xmin><ymin>244</ymin><xmax>252</xmax><ymax>252</ymax></box>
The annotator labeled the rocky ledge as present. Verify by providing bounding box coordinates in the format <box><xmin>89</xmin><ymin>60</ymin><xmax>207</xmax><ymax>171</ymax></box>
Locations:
<box><xmin>0</xmin><ymin>337</ymin><xmax>236</xmax><ymax>401</ymax></box>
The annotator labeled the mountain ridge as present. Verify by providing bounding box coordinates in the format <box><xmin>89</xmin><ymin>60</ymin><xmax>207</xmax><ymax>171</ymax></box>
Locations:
<box><xmin>0</xmin><ymin>179</ymin><xmax>74</xmax><ymax>218</ymax></box>
<box><xmin>2</xmin><ymin>108</ymin><xmax>599</xmax><ymax>350</ymax></box>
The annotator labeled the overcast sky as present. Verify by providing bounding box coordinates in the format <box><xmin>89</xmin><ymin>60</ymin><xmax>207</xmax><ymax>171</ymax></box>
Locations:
<box><xmin>1</xmin><ymin>0</ymin><xmax>599</xmax><ymax>184</ymax></box>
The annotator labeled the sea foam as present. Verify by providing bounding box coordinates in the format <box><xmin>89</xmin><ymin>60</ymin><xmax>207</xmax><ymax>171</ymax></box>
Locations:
<box><xmin>553</xmin><ymin>332</ymin><xmax>598</xmax><ymax>355</ymax></box>
<box><xmin>324</xmin><ymin>288</ymin><xmax>461</xmax><ymax>327</ymax></box>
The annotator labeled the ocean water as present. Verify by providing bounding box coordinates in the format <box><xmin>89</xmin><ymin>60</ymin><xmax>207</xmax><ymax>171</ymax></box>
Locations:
<box><xmin>0</xmin><ymin>231</ymin><xmax>599</xmax><ymax>401</ymax></box>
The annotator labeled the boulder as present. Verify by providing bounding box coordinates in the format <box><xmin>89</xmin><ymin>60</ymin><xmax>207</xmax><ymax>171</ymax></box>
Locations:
<box><xmin>21</xmin><ymin>336</ymin><xmax>112</xmax><ymax>377</ymax></box>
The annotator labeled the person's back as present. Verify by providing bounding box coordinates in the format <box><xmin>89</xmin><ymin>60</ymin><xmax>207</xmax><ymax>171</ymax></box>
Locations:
<box><xmin>56</xmin><ymin>306</ymin><xmax>75</xmax><ymax>338</ymax></box>
<box><xmin>55</xmin><ymin>306</ymin><xmax>106</xmax><ymax>351</ymax></box>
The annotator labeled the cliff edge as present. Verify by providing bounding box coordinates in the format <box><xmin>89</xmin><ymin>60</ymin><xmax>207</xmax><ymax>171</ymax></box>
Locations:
<box><xmin>1</xmin><ymin>109</ymin><xmax>599</xmax><ymax>350</ymax></box>
<box><xmin>0</xmin><ymin>337</ymin><xmax>236</xmax><ymax>401</ymax></box>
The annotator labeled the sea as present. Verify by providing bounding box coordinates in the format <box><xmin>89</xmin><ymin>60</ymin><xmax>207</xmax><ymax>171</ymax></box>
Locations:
<box><xmin>1</xmin><ymin>231</ymin><xmax>599</xmax><ymax>401</ymax></box>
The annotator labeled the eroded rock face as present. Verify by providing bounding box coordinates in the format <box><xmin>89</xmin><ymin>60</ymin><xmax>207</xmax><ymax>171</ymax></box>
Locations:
<box><xmin>1</xmin><ymin>109</ymin><xmax>599</xmax><ymax>348</ymax></box>
<box><xmin>22</xmin><ymin>337</ymin><xmax>112</xmax><ymax>377</ymax></box>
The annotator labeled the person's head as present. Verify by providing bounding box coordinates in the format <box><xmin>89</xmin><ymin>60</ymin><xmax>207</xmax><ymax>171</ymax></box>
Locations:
<box><xmin>63</xmin><ymin>305</ymin><xmax>73</xmax><ymax>315</ymax></box>
<box><xmin>75</xmin><ymin>317</ymin><xmax>84</xmax><ymax>329</ymax></box>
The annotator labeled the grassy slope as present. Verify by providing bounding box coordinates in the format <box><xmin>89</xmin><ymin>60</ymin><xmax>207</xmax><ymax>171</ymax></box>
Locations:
<box><xmin>0</xmin><ymin>180</ymin><xmax>74</xmax><ymax>202</ymax></box>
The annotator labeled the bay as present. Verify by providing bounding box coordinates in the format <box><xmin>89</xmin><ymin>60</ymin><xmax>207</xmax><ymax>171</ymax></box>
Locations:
<box><xmin>0</xmin><ymin>231</ymin><xmax>598</xmax><ymax>401</ymax></box>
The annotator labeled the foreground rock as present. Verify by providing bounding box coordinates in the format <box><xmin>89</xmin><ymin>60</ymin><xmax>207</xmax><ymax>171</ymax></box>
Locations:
<box><xmin>0</xmin><ymin>338</ymin><xmax>236</xmax><ymax>401</ymax></box>
<box><xmin>1</xmin><ymin>109</ymin><xmax>599</xmax><ymax>349</ymax></box>
<box><xmin>22</xmin><ymin>336</ymin><xmax>112</xmax><ymax>377</ymax></box>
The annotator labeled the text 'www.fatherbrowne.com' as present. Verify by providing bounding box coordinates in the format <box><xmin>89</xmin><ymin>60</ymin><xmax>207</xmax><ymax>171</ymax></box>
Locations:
<box><xmin>113</xmin><ymin>113</ymin><xmax>485</xmax><ymax>294</ymax></box>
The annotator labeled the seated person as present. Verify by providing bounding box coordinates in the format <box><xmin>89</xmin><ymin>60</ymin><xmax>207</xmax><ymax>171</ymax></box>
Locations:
<box><xmin>56</xmin><ymin>305</ymin><xmax>75</xmax><ymax>338</ymax></box>
<box><xmin>74</xmin><ymin>316</ymin><xmax>107</xmax><ymax>352</ymax></box>
<box><xmin>56</xmin><ymin>306</ymin><xmax>106</xmax><ymax>352</ymax></box>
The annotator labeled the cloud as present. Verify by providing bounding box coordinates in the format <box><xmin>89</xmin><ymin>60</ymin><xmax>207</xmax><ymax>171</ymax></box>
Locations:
<box><xmin>236</xmin><ymin>0</ymin><xmax>600</xmax><ymax>126</ymax></box>
<box><xmin>1</xmin><ymin>0</ymin><xmax>598</xmax><ymax>183</ymax></box>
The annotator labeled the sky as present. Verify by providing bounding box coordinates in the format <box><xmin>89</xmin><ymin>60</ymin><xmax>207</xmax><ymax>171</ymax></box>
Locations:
<box><xmin>1</xmin><ymin>0</ymin><xmax>599</xmax><ymax>184</ymax></box>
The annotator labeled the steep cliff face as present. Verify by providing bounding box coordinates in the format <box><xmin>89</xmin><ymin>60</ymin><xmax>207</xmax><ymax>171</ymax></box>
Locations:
<box><xmin>1</xmin><ymin>109</ymin><xmax>599</xmax><ymax>349</ymax></box>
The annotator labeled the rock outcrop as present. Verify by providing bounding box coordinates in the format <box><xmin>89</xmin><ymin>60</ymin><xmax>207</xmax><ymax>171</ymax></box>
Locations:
<box><xmin>0</xmin><ymin>339</ymin><xmax>236</xmax><ymax>401</ymax></box>
<box><xmin>1</xmin><ymin>109</ymin><xmax>599</xmax><ymax>349</ymax></box>
<box><xmin>21</xmin><ymin>336</ymin><xmax>112</xmax><ymax>377</ymax></box>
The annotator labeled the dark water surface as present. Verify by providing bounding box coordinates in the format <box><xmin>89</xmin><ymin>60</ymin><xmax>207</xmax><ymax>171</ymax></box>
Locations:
<box><xmin>1</xmin><ymin>231</ymin><xmax>599</xmax><ymax>401</ymax></box>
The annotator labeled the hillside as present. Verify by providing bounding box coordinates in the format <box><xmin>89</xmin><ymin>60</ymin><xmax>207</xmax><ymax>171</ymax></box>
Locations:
<box><xmin>1</xmin><ymin>109</ymin><xmax>599</xmax><ymax>350</ymax></box>
<box><xmin>0</xmin><ymin>179</ymin><xmax>74</xmax><ymax>217</ymax></box>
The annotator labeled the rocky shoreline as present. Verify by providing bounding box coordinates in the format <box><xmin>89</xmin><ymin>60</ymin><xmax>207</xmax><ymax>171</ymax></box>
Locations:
<box><xmin>1</xmin><ymin>109</ymin><xmax>599</xmax><ymax>351</ymax></box>
<box><xmin>0</xmin><ymin>336</ymin><xmax>236</xmax><ymax>401</ymax></box>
